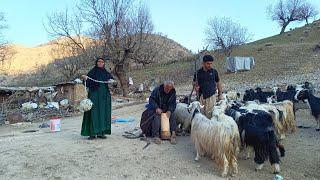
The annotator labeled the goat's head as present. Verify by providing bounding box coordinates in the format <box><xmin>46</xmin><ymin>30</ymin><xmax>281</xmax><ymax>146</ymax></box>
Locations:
<box><xmin>243</xmin><ymin>89</ymin><xmax>255</xmax><ymax>101</ymax></box>
<box><xmin>212</xmin><ymin>100</ymin><xmax>228</xmax><ymax>117</ymax></box>
<box><xmin>187</xmin><ymin>101</ymin><xmax>204</xmax><ymax>114</ymax></box>
<box><xmin>272</xmin><ymin>87</ymin><xmax>279</xmax><ymax>94</ymax></box>
<box><xmin>179</xmin><ymin>96</ymin><xmax>190</xmax><ymax>104</ymax></box>
<box><xmin>286</xmin><ymin>85</ymin><xmax>295</xmax><ymax>92</ymax></box>
<box><xmin>267</xmin><ymin>95</ymin><xmax>277</xmax><ymax>104</ymax></box>
<box><xmin>295</xmin><ymin>84</ymin><xmax>304</xmax><ymax>92</ymax></box>
<box><xmin>255</xmin><ymin>87</ymin><xmax>262</xmax><ymax>93</ymax></box>
<box><xmin>295</xmin><ymin>89</ymin><xmax>309</xmax><ymax>101</ymax></box>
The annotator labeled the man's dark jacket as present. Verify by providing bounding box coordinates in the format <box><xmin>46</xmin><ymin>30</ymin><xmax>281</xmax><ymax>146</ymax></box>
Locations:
<box><xmin>147</xmin><ymin>84</ymin><xmax>176</xmax><ymax>112</ymax></box>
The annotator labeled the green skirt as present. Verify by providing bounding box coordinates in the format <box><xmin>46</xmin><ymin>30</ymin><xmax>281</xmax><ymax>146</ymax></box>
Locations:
<box><xmin>81</xmin><ymin>84</ymin><xmax>112</xmax><ymax>136</ymax></box>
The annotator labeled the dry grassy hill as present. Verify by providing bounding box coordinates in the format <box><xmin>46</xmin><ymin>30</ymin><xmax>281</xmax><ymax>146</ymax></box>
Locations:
<box><xmin>3</xmin><ymin>44</ymin><xmax>56</xmax><ymax>75</ymax></box>
<box><xmin>130</xmin><ymin>20</ymin><xmax>320</xmax><ymax>92</ymax></box>
<box><xmin>1</xmin><ymin>35</ymin><xmax>192</xmax><ymax>76</ymax></box>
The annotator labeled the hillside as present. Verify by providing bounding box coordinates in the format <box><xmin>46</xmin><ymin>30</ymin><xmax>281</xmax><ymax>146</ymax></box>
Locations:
<box><xmin>130</xmin><ymin>20</ymin><xmax>320</xmax><ymax>93</ymax></box>
<box><xmin>2</xmin><ymin>44</ymin><xmax>58</xmax><ymax>75</ymax></box>
<box><xmin>1</xmin><ymin>35</ymin><xmax>192</xmax><ymax>76</ymax></box>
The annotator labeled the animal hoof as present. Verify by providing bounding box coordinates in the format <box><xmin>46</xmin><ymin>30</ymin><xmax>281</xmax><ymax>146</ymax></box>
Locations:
<box><xmin>255</xmin><ymin>164</ymin><xmax>264</xmax><ymax>170</ymax></box>
<box><xmin>194</xmin><ymin>158</ymin><xmax>199</xmax><ymax>162</ymax></box>
<box><xmin>221</xmin><ymin>173</ymin><xmax>227</xmax><ymax>177</ymax></box>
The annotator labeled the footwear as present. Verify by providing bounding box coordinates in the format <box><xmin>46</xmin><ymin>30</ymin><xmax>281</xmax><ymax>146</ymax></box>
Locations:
<box><xmin>170</xmin><ymin>131</ymin><xmax>177</xmax><ymax>145</ymax></box>
<box><xmin>88</xmin><ymin>136</ymin><xmax>96</xmax><ymax>140</ymax></box>
<box><xmin>154</xmin><ymin>137</ymin><xmax>162</xmax><ymax>145</ymax></box>
<box><xmin>97</xmin><ymin>135</ymin><xmax>107</xmax><ymax>139</ymax></box>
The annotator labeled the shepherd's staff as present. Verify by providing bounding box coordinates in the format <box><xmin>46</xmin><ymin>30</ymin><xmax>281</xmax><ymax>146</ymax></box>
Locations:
<box><xmin>189</xmin><ymin>54</ymin><xmax>199</xmax><ymax>103</ymax></box>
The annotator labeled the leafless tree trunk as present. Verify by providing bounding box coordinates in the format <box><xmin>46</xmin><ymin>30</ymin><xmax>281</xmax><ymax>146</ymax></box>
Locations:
<box><xmin>205</xmin><ymin>17</ymin><xmax>250</xmax><ymax>57</ymax></box>
<box><xmin>0</xmin><ymin>12</ymin><xmax>14</xmax><ymax>70</ymax></box>
<box><xmin>299</xmin><ymin>2</ymin><xmax>318</xmax><ymax>24</ymax></box>
<box><xmin>46</xmin><ymin>0</ymin><xmax>155</xmax><ymax>97</ymax></box>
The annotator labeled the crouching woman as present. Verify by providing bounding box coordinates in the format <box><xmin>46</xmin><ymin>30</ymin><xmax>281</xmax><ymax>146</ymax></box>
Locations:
<box><xmin>81</xmin><ymin>57</ymin><xmax>114</xmax><ymax>140</ymax></box>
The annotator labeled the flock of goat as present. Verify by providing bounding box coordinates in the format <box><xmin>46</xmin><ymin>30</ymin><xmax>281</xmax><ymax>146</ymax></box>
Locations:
<box><xmin>174</xmin><ymin>82</ymin><xmax>319</xmax><ymax>177</ymax></box>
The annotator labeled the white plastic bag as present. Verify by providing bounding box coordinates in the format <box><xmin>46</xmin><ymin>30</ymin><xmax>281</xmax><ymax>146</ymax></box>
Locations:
<box><xmin>79</xmin><ymin>81</ymin><xmax>93</xmax><ymax>112</ymax></box>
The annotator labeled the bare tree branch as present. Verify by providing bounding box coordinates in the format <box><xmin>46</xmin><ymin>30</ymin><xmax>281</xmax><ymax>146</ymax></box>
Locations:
<box><xmin>267</xmin><ymin>0</ymin><xmax>313</xmax><ymax>34</ymax></box>
<box><xmin>45</xmin><ymin>0</ymin><xmax>156</xmax><ymax>96</ymax></box>
<box><xmin>0</xmin><ymin>12</ymin><xmax>15</xmax><ymax>71</ymax></box>
<box><xmin>205</xmin><ymin>17</ymin><xmax>250</xmax><ymax>57</ymax></box>
<box><xmin>299</xmin><ymin>2</ymin><xmax>319</xmax><ymax>24</ymax></box>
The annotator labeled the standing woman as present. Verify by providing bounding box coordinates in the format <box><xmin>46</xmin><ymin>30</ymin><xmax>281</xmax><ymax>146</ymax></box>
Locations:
<box><xmin>81</xmin><ymin>57</ymin><xmax>114</xmax><ymax>140</ymax></box>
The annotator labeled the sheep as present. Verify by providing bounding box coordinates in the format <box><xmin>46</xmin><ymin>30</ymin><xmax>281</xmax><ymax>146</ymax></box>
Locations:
<box><xmin>188</xmin><ymin>101</ymin><xmax>240</xmax><ymax>177</ymax></box>
<box><xmin>174</xmin><ymin>103</ymin><xmax>192</xmax><ymax>135</ymax></box>
<box><xmin>295</xmin><ymin>89</ymin><xmax>320</xmax><ymax>131</ymax></box>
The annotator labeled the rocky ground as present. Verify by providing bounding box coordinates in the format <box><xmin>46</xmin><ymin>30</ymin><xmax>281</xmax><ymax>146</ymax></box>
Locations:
<box><xmin>0</xmin><ymin>95</ymin><xmax>319</xmax><ymax>180</ymax></box>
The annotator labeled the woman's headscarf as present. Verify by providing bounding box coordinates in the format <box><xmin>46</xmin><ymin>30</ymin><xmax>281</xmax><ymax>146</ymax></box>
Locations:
<box><xmin>85</xmin><ymin>57</ymin><xmax>113</xmax><ymax>90</ymax></box>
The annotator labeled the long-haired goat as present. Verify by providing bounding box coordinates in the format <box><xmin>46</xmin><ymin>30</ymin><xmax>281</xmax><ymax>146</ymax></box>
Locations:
<box><xmin>225</xmin><ymin>103</ymin><xmax>285</xmax><ymax>174</ymax></box>
<box><xmin>295</xmin><ymin>89</ymin><xmax>320</xmax><ymax>131</ymax></box>
<box><xmin>188</xmin><ymin>101</ymin><xmax>240</xmax><ymax>177</ymax></box>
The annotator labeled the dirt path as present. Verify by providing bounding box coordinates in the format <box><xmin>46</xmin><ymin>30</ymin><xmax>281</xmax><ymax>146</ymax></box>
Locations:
<box><xmin>0</xmin><ymin>104</ymin><xmax>319</xmax><ymax>180</ymax></box>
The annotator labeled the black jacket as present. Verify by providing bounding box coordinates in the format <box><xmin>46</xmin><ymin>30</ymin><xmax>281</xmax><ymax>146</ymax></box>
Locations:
<box><xmin>147</xmin><ymin>84</ymin><xmax>176</xmax><ymax>112</ymax></box>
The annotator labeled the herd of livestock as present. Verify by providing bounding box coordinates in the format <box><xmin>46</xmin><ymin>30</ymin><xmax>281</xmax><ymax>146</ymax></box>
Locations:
<box><xmin>174</xmin><ymin>82</ymin><xmax>319</xmax><ymax>177</ymax></box>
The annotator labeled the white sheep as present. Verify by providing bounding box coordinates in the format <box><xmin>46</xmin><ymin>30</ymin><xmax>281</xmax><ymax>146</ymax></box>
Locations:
<box><xmin>174</xmin><ymin>103</ymin><xmax>192</xmax><ymax>135</ymax></box>
<box><xmin>189</xmin><ymin>101</ymin><xmax>240</xmax><ymax>177</ymax></box>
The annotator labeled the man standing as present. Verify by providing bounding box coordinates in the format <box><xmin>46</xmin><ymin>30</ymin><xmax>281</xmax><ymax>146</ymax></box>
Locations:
<box><xmin>194</xmin><ymin>54</ymin><xmax>223</xmax><ymax>119</ymax></box>
<box><xmin>148</xmin><ymin>81</ymin><xmax>177</xmax><ymax>145</ymax></box>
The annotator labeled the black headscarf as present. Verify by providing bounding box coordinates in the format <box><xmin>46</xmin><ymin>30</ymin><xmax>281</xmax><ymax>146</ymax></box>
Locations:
<box><xmin>85</xmin><ymin>58</ymin><xmax>113</xmax><ymax>90</ymax></box>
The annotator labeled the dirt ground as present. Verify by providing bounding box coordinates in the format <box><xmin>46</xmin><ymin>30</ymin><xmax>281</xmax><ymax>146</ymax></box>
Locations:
<box><xmin>0</xmin><ymin>102</ymin><xmax>319</xmax><ymax>180</ymax></box>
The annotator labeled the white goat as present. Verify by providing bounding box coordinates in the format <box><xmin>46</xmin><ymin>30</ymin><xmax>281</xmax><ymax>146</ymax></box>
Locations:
<box><xmin>189</xmin><ymin>101</ymin><xmax>240</xmax><ymax>177</ymax></box>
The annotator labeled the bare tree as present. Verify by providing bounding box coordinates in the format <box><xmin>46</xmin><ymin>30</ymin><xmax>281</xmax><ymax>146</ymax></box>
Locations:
<box><xmin>268</xmin><ymin>0</ymin><xmax>307</xmax><ymax>34</ymax></box>
<box><xmin>131</xmin><ymin>33</ymin><xmax>170</xmax><ymax>66</ymax></box>
<box><xmin>46</xmin><ymin>0</ymin><xmax>155</xmax><ymax>96</ymax></box>
<box><xmin>300</xmin><ymin>2</ymin><xmax>319</xmax><ymax>24</ymax></box>
<box><xmin>0</xmin><ymin>12</ymin><xmax>10</xmax><ymax>67</ymax></box>
<box><xmin>205</xmin><ymin>17</ymin><xmax>250</xmax><ymax>57</ymax></box>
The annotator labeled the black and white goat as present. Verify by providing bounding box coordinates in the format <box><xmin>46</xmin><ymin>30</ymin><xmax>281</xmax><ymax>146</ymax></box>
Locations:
<box><xmin>295</xmin><ymin>89</ymin><xmax>320</xmax><ymax>131</ymax></box>
<box><xmin>243</xmin><ymin>88</ymin><xmax>274</xmax><ymax>103</ymax></box>
<box><xmin>225</xmin><ymin>104</ymin><xmax>285</xmax><ymax>174</ymax></box>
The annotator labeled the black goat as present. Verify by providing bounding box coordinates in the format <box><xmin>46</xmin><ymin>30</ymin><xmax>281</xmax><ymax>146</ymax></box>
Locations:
<box><xmin>295</xmin><ymin>89</ymin><xmax>320</xmax><ymax>131</ymax></box>
<box><xmin>225</xmin><ymin>107</ymin><xmax>285</xmax><ymax>174</ymax></box>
